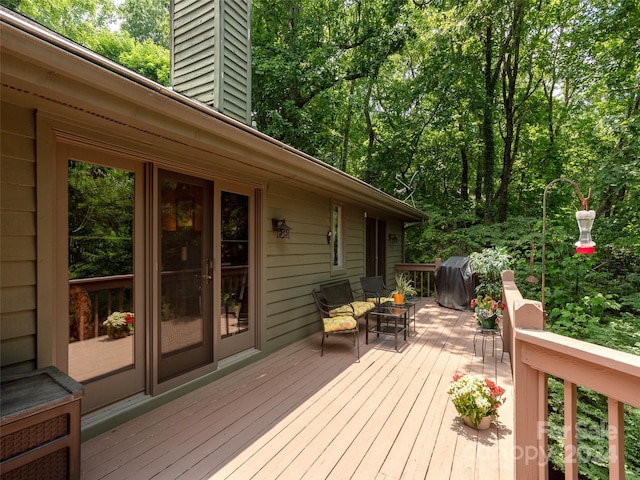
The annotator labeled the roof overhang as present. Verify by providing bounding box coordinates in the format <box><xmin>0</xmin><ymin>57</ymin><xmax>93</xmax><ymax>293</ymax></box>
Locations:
<box><xmin>1</xmin><ymin>8</ymin><xmax>426</xmax><ymax>222</ymax></box>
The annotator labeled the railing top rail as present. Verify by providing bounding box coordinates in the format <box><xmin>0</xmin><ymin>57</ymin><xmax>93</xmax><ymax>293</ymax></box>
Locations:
<box><xmin>516</xmin><ymin>328</ymin><xmax>640</xmax><ymax>409</ymax></box>
<box><xmin>517</xmin><ymin>328</ymin><xmax>640</xmax><ymax>377</ymax></box>
<box><xmin>69</xmin><ymin>274</ymin><xmax>133</xmax><ymax>291</ymax></box>
<box><xmin>70</xmin><ymin>274</ymin><xmax>133</xmax><ymax>285</ymax></box>
<box><xmin>395</xmin><ymin>263</ymin><xmax>439</xmax><ymax>273</ymax></box>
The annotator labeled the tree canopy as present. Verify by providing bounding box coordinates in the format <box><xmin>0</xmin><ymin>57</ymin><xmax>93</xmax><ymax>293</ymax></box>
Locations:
<box><xmin>5</xmin><ymin>1</ymin><xmax>639</xmax><ymax>476</ymax></box>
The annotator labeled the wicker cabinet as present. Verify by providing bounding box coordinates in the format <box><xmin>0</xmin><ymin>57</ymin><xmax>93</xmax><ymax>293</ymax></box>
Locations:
<box><xmin>1</xmin><ymin>367</ymin><xmax>83</xmax><ymax>480</ymax></box>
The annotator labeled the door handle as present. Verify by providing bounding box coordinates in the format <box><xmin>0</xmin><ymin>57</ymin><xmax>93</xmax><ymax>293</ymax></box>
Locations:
<box><xmin>202</xmin><ymin>258</ymin><xmax>212</xmax><ymax>284</ymax></box>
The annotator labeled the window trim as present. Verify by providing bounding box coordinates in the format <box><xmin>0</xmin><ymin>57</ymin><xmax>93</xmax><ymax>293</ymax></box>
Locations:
<box><xmin>331</xmin><ymin>203</ymin><xmax>345</xmax><ymax>270</ymax></box>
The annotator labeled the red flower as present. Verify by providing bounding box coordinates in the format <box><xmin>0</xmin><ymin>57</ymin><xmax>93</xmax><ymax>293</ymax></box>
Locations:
<box><xmin>453</xmin><ymin>374</ymin><xmax>463</xmax><ymax>381</ymax></box>
<box><xmin>125</xmin><ymin>312</ymin><xmax>134</xmax><ymax>324</ymax></box>
<box><xmin>470</xmin><ymin>299</ymin><xmax>477</xmax><ymax>308</ymax></box>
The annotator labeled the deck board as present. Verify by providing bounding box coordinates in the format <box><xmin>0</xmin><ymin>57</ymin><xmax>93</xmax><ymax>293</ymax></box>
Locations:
<box><xmin>81</xmin><ymin>298</ymin><xmax>514</xmax><ymax>480</ymax></box>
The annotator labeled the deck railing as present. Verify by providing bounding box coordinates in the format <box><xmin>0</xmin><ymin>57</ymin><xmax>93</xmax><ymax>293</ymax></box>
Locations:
<box><xmin>69</xmin><ymin>275</ymin><xmax>133</xmax><ymax>340</ymax></box>
<box><xmin>501</xmin><ymin>270</ymin><xmax>640</xmax><ymax>479</ymax></box>
<box><xmin>394</xmin><ymin>259</ymin><xmax>442</xmax><ymax>297</ymax></box>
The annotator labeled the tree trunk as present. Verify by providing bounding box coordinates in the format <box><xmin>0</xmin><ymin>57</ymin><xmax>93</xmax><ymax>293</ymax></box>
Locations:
<box><xmin>459</xmin><ymin>121</ymin><xmax>469</xmax><ymax>201</ymax></box>
<box><xmin>482</xmin><ymin>23</ymin><xmax>497</xmax><ymax>224</ymax></box>
<box><xmin>497</xmin><ymin>0</ymin><xmax>525</xmax><ymax>222</ymax></box>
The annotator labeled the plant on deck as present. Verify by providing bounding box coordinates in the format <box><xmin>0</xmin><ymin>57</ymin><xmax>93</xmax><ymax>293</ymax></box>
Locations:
<box><xmin>447</xmin><ymin>373</ymin><xmax>506</xmax><ymax>428</ymax></box>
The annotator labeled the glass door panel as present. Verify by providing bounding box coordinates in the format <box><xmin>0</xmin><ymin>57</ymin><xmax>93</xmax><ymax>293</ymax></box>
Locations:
<box><xmin>66</xmin><ymin>157</ymin><xmax>144</xmax><ymax>413</ymax></box>
<box><xmin>68</xmin><ymin>161</ymin><xmax>136</xmax><ymax>382</ymax></box>
<box><xmin>158</xmin><ymin>172</ymin><xmax>213</xmax><ymax>382</ymax></box>
<box><xmin>219</xmin><ymin>190</ymin><xmax>253</xmax><ymax>357</ymax></box>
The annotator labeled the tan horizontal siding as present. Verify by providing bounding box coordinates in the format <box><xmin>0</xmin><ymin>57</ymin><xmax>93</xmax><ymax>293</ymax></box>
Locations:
<box><xmin>0</xmin><ymin>336</ymin><xmax>36</xmax><ymax>371</ymax></box>
<box><xmin>1</xmin><ymin>182</ymin><xmax>36</xmax><ymax>212</ymax></box>
<box><xmin>0</xmin><ymin>260</ymin><xmax>36</xmax><ymax>288</ymax></box>
<box><xmin>1</xmin><ymin>235</ymin><xmax>36</xmax><ymax>262</ymax></box>
<box><xmin>1</xmin><ymin>130</ymin><xmax>35</xmax><ymax>157</ymax></box>
<box><xmin>0</xmin><ymin>156</ymin><xmax>35</xmax><ymax>186</ymax></box>
<box><xmin>0</xmin><ymin>310</ymin><xmax>36</xmax><ymax>338</ymax></box>
<box><xmin>1</xmin><ymin>102</ymin><xmax>37</xmax><ymax>372</ymax></box>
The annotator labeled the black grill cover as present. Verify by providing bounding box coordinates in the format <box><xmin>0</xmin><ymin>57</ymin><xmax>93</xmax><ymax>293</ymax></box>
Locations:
<box><xmin>435</xmin><ymin>256</ymin><xmax>475</xmax><ymax>311</ymax></box>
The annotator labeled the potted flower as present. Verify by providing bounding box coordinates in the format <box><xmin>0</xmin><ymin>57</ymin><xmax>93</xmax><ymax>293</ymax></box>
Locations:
<box><xmin>103</xmin><ymin>311</ymin><xmax>134</xmax><ymax>339</ymax></box>
<box><xmin>469</xmin><ymin>246</ymin><xmax>511</xmax><ymax>300</ymax></box>
<box><xmin>470</xmin><ymin>294</ymin><xmax>503</xmax><ymax>329</ymax></box>
<box><xmin>392</xmin><ymin>272</ymin><xmax>417</xmax><ymax>304</ymax></box>
<box><xmin>446</xmin><ymin>373</ymin><xmax>506</xmax><ymax>429</ymax></box>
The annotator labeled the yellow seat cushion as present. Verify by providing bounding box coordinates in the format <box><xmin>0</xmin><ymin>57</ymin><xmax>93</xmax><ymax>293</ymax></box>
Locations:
<box><xmin>330</xmin><ymin>301</ymin><xmax>375</xmax><ymax>317</ymax></box>
<box><xmin>366</xmin><ymin>296</ymin><xmax>395</xmax><ymax>304</ymax></box>
<box><xmin>323</xmin><ymin>315</ymin><xmax>357</xmax><ymax>333</ymax></box>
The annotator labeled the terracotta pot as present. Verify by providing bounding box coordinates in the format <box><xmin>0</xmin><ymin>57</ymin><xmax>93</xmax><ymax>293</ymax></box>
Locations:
<box><xmin>463</xmin><ymin>415</ymin><xmax>492</xmax><ymax>430</ymax></box>
<box><xmin>393</xmin><ymin>293</ymin><xmax>405</xmax><ymax>304</ymax></box>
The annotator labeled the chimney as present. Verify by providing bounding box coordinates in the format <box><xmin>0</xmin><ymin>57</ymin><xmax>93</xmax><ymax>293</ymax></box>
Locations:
<box><xmin>170</xmin><ymin>0</ymin><xmax>252</xmax><ymax>125</ymax></box>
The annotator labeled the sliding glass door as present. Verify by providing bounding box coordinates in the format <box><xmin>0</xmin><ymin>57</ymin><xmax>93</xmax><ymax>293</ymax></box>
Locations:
<box><xmin>158</xmin><ymin>171</ymin><xmax>214</xmax><ymax>382</ymax></box>
<box><xmin>219</xmin><ymin>187</ymin><xmax>255</xmax><ymax>358</ymax></box>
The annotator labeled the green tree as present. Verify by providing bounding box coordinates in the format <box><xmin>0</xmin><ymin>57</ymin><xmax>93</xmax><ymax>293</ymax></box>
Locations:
<box><xmin>119</xmin><ymin>0</ymin><xmax>169</xmax><ymax>49</ymax></box>
<box><xmin>68</xmin><ymin>161</ymin><xmax>134</xmax><ymax>279</ymax></box>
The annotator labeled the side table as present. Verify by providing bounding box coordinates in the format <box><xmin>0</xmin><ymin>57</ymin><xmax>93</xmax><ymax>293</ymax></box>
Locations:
<box><xmin>473</xmin><ymin>326</ymin><xmax>504</xmax><ymax>362</ymax></box>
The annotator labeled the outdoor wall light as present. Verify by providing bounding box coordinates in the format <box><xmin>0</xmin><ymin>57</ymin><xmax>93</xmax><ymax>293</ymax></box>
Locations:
<box><xmin>327</xmin><ymin>231</ymin><xmax>332</xmax><ymax>244</ymax></box>
<box><xmin>388</xmin><ymin>233</ymin><xmax>398</xmax><ymax>245</ymax></box>
<box><xmin>272</xmin><ymin>218</ymin><xmax>291</xmax><ymax>239</ymax></box>
<box><xmin>541</xmin><ymin>178</ymin><xmax>595</xmax><ymax>313</ymax></box>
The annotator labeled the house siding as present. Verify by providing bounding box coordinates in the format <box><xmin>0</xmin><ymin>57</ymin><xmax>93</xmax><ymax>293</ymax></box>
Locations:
<box><xmin>171</xmin><ymin>0</ymin><xmax>251</xmax><ymax>125</ymax></box>
<box><xmin>264</xmin><ymin>184</ymin><xmax>376</xmax><ymax>353</ymax></box>
<box><xmin>0</xmin><ymin>101</ymin><xmax>38</xmax><ymax>375</ymax></box>
<box><xmin>264</xmin><ymin>184</ymin><xmax>335</xmax><ymax>352</ymax></box>
<box><xmin>0</xmin><ymin>11</ymin><xmax>425</xmax><ymax>431</ymax></box>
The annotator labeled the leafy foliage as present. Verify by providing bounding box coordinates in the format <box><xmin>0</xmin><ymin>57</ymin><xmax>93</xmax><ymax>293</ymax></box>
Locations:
<box><xmin>469</xmin><ymin>246</ymin><xmax>512</xmax><ymax>298</ymax></box>
<box><xmin>68</xmin><ymin>161</ymin><xmax>134</xmax><ymax>279</ymax></box>
<box><xmin>7</xmin><ymin>0</ymin><xmax>640</xmax><ymax>476</ymax></box>
<box><xmin>6</xmin><ymin>0</ymin><xmax>170</xmax><ymax>85</ymax></box>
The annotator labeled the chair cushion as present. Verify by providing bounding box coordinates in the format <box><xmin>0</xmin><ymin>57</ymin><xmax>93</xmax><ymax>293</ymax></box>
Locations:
<box><xmin>366</xmin><ymin>296</ymin><xmax>395</xmax><ymax>304</ymax></box>
<box><xmin>323</xmin><ymin>315</ymin><xmax>357</xmax><ymax>332</ymax></box>
<box><xmin>330</xmin><ymin>301</ymin><xmax>375</xmax><ymax>317</ymax></box>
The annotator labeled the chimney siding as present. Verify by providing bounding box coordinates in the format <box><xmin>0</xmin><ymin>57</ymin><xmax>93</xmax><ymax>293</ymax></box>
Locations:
<box><xmin>171</xmin><ymin>0</ymin><xmax>251</xmax><ymax>125</ymax></box>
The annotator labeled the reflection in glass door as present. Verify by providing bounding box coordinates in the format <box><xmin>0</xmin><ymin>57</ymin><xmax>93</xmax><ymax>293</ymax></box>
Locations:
<box><xmin>158</xmin><ymin>172</ymin><xmax>213</xmax><ymax>382</ymax></box>
<box><xmin>220</xmin><ymin>190</ymin><xmax>253</xmax><ymax>357</ymax></box>
<box><xmin>66</xmin><ymin>158</ymin><xmax>144</xmax><ymax>413</ymax></box>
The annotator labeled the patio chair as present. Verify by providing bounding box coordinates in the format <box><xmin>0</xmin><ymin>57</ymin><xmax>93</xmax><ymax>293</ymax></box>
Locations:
<box><xmin>360</xmin><ymin>276</ymin><xmax>394</xmax><ymax>304</ymax></box>
<box><xmin>312</xmin><ymin>290</ymin><xmax>359</xmax><ymax>359</ymax></box>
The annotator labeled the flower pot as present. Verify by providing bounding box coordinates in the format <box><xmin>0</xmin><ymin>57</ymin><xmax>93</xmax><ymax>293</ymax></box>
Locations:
<box><xmin>393</xmin><ymin>293</ymin><xmax>405</xmax><ymax>304</ymax></box>
<box><xmin>463</xmin><ymin>415</ymin><xmax>492</xmax><ymax>430</ymax></box>
<box><xmin>107</xmin><ymin>326</ymin><xmax>129</xmax><ymax>339</ymax></box>
<box><xmin>479</xmin><ymin>314</ymin><xmax>498</xmax><ymax>329</ymax></box>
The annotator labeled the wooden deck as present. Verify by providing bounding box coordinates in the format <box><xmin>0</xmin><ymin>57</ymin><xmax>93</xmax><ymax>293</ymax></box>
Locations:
<box><xmin>81</xmin><ymin>298</ymin><xmax>514</xmax><ymax>479</ymax></box>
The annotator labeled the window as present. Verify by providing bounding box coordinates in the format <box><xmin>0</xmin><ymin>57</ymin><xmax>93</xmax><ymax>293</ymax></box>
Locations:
<box><xmin>332</xmin><ymin>204</ymin><xmax>343</xmax><ymax>268</ymax></box>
